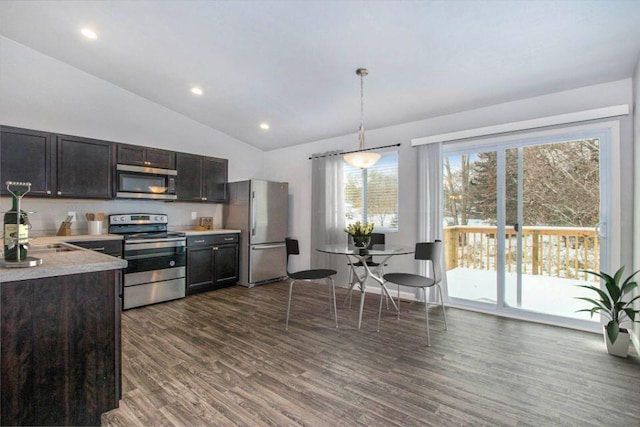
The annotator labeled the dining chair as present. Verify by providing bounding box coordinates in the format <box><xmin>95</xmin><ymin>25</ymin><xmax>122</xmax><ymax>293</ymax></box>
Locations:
<box><xmin>285</xmin><ymin>238</ymin><xmax>338</xmax><ymax>330</ymax></box>
<box><xmin>378</xmin><ymin>240</ymin><xmax>447</xmax><ymax>346</ymax></box>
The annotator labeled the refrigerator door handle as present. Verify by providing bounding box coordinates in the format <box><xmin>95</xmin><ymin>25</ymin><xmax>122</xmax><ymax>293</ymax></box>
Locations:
<box><xmin>252</xmin><ymin>243</ymin><xmax>286</xmax><ymax>250</ymax></box>
<box><xmin>251</xmin><ymin>191</ymin><xmax>257</xmax><ymax>236</ymax></box>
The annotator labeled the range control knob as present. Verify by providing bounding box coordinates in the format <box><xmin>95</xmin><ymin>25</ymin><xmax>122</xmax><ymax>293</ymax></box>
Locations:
<box><xmin>120</xmin><ymin>216</ymin><xmax>127</xmax><ymax>223</ymax></box>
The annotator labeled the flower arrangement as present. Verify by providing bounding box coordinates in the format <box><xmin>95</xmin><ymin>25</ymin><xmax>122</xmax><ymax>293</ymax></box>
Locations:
<box><xmin>345</xmin><ymin>221</ymin><xmax>375</xmax><ymax>247</ymax></box>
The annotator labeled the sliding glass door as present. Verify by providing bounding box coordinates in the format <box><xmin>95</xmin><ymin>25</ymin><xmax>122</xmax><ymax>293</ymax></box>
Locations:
<box><xmin>442</xmin><ymin>124</ymin><xmax>618</xmax><ymax>329</ymax></box>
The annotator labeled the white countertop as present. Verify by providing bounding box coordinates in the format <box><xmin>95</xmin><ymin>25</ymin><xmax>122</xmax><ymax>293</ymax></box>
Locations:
<box><xmin>1</xmin><ymin>229</ymin><xmax>240</xmax><ymax>282</ymax></box>
<box><xmin>1</xmin><ymin>244</ymin><xmax>127</xmax><ymax>282</ymax></box>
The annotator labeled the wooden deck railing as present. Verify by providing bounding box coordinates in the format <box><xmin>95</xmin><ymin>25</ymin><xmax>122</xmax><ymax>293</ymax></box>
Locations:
<box><xmin>443</xmin><ymin>226</ymin><xmax>599</xmax><ymax>281</ymax></box>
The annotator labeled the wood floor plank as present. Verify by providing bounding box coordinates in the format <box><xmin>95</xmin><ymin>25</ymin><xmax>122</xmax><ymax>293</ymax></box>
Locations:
<box><xmin>103</xmin><ymin>280</ymin><xmax>640</xmax><ymax>426</ymax></box>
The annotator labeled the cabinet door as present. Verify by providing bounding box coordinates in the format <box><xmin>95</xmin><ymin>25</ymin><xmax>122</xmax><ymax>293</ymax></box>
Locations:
<box><xmin>176</xmin><ymin>153</ymin><xmax>203</xmax><ymax>201</ymax></box>
<box><xmin>145</xmin><ymin>148</ymin><xmax>175</xmax><ymax>169</ymax></box>
<box><xmin>57</xmin><ymin>135</ymin><xmax>113</xmax><ymax>199</ymax></box>
<box><xmin>186</xmin><ymin>246</ymin><xmax>214</xmax><ymax>293</ymax></box>
<box><xmin>214</xmin><ymin>243</ymin><xmax>238</xmax><ymax>285</ymax></box>
<box><xmin>0</xmin><ymin>126</ymin><xmax>56</xmax><ymax>197</ymax></box>
<box><xmin>116</xmin><ymin>144</ymin><xmax>145</xmax><ymax>167</ymax></box>
<box><xmin>202</xmin><ymin>157</ymin><xmax>228</xmax><ymax>202</ymax></box>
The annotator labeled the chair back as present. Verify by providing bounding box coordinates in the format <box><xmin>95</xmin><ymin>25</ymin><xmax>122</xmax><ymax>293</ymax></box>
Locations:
<box><xmin>415</xmin><ymin>240</ymin><xmax>443</xmax><ymax>284</ymax></box>
<box><xmin>285</xmin><ymin>238</ymin><xmax>299</xmax><ymax>275</ymax></box>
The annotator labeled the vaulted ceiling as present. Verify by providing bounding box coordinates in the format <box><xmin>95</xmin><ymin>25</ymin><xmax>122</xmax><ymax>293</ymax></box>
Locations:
<box><xmin>1</xmin><ymin>0</ymin><xmax>639</xmax><ymax>151</ymax></box>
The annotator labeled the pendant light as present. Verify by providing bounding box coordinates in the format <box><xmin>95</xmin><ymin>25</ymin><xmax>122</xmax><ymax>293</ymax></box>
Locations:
<box><xmin>343</xmin><ymin>68</ymin><xmax>381</xmax><ymax>169</ymax></box>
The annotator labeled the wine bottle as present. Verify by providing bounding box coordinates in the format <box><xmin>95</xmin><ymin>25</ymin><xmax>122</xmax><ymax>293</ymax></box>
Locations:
<box><xmin>3</xmin><ymin>191</ymin><xmax>28</xmax><ymax>261</ymax></box>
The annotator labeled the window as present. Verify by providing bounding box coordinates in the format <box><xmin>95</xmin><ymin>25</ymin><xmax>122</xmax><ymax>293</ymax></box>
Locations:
<box><xmin>343</xmin><ymin>151</ymin><xmax>398</xmax><ymax>231</ymax></box>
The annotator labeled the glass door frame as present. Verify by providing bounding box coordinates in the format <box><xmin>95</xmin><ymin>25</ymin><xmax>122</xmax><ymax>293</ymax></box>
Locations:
<box><xmin>443</xmin><ymin>120</ymin><xmax>621</xmax><ymax>333</ymax></box>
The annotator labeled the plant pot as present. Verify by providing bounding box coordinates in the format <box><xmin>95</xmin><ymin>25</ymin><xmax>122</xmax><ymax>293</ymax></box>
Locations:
<box><xmin>603</xmin><ymin>326</ymin><xmax>630</xmax><ymax>357</ymax></box>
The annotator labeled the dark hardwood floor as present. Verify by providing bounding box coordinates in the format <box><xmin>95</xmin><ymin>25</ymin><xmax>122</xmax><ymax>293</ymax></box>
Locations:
<box><xmin>103</xmin><ymin>281</ymin><xmax>640</xmax><ymax>426</ymax></box>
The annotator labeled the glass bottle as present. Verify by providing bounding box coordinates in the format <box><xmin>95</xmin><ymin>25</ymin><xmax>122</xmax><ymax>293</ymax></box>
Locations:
<box><xmin>3</xmin><ymin>191</ymin><xmax>28</xmax><ymax>261</ymax></box>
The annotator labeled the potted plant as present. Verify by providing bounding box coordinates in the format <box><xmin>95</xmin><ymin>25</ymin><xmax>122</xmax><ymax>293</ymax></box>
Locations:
<box><xmin>345</xmin><ymin>221</ymin><xmax>375</xmax><ymax>248</ymax></box>
<box><xmin>577</xmin><ymin>266</ymin><xmax>640</xmax><ymax>357</ymax></box>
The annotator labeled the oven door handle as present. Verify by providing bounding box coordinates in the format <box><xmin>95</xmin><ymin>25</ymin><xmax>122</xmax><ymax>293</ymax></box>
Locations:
<box><xmin>125</xmin><ymin>239</ymin><xmax>186</xmax><ymax>251</ymax></box>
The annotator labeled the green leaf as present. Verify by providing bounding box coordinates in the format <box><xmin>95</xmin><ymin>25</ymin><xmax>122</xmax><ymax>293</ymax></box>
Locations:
<box><xmin>613</xmin><ymin>267</ymin><xmax>625</xmax><ymax>287</ymax></box>
<box><xmin>576</xmin><ymin>285</ymin><xmax>612</xmax><ymax>309</ymax></box>
<box><xmin>605</xmin><ymin>279</ymin><xmax>621</xmax><ymax>304</ymax></box>
<box><xmin>624</xmin><ymin>295</ymin><xmax>640</xmax><ymax>307</ymax></box>
<box><xmin>575</xmin><ymin>297</ymin><xmax>610</xmax><ymax>314</ymax></box>
<box><xmin>623</xmin><ymin>309</ymin><xmax>636</xmax><ymax>322</ymax></box>
<box><xmin>621</xmin><ymin>280</ymin><xmax>638</xmax><ymax>296</ymax></box>
<box><xmin>606</xmin><ymin>321</ymin><xmax>619</xmax><ymax>344</ymax></box>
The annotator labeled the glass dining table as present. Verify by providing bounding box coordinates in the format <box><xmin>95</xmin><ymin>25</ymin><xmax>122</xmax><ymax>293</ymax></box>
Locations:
<box><xmin>316</xmin><ymin>244</ymin><xmax>414</xmax><ymax>329</ymax></box>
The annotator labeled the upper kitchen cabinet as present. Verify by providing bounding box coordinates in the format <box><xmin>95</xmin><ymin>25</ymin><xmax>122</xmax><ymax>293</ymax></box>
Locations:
<box><xmin>203</xmin><ymin>156</ymin><xmax>228</xmax><ymax>203</ymax></box>
<box><xmin>176</xmin><ymin>153</ymin><xmax>228</xmax><ymax>203</ymax></box>
<box><xmin>117</xmin><ymin>144</ymin><xmax>175</xmax><ymax>170</ymax></box>
<box><xmin>57</xmin><ymin>135</ymin><xmax>114</xmax><ymax>199</ymax></box>
<box><xmin>0</xmin><ymin>126</ymin><xmax>56</xmax><ymax>197</ymax></box>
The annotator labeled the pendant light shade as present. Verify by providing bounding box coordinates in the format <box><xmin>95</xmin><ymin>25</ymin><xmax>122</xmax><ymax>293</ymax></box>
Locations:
<box><xmin>344</xmin><ymin>68</ymin><xmax>380</xmax><ymax>169</ymax></box>
<box><xmin>343</xmin><ymin>151</ymin><xmax>382</xmax><ymax>169</ymax></box>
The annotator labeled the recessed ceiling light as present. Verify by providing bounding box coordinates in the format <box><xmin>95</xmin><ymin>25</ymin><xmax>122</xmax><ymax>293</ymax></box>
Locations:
<box><xmin>259</xmin><ymin>122</ymin><xmax>270</xmax><ymax>130</ymax></box>
<box><xmin>80</xmin><ymin>28</ymin><xmax>98</xmax><ymax>40</ymax></box>
<box><xmin>191</xmin><ymin>87</ymin><xmax>203</xmax><ymax>96</ymax></box>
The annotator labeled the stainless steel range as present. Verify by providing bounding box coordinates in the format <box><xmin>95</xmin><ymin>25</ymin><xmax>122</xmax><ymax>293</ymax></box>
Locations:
<box><xmin>109</xmin><ymin>214</ymin><xmax>186</xmax><ymax>310</ymax></box>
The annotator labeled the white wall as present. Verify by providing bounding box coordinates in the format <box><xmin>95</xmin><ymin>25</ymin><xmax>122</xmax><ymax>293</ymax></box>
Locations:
<box><xmin>265</xmin><ymin>79</ymin><xmax>635</xmax><ymax>293</ymax></box>
<box><xmin>0</xmin><ymin>36</ymin><xmax>264</xmax><ymax>182</ymax></box>
<box><xmin>632</xmin><ymin>53</ymin><xmax>640</xmax><ymax>349</ymax></box>
<box><xmin>0</xmin><ymin>36</ymin><xmax>265</xmax><ymax>235</ymax></box>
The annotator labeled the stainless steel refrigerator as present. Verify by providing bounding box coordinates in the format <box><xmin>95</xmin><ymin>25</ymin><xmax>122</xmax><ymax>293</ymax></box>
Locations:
<box><xmin>223</xmin><ymin>179</ymin><xmax>288</xmax><ymax>287</ymax></box>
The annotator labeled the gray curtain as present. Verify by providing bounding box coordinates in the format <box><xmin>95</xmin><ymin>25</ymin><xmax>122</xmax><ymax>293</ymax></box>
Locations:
<box><xmin>418</xmin><ymin>143</ymin><xmax>448</xmax><ymax>302</ymax></box>
<box><xmin>310</xmin><ymin>151</ymin><xmax>345</xmax><ymax>270</ymax></box>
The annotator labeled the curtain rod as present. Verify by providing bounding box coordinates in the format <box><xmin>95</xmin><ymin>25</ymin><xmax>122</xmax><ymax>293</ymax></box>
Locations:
<box><xmin>308</xmin><ymin>143</ymin><xmax>401</xmax><ymax>160</ymax></box>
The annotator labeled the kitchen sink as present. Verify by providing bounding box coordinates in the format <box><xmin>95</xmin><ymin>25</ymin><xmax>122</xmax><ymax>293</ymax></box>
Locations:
<box><xmin>27</xmin><ymin>243</ymin><xmax>82</xmax><ymax>253</ymax></box>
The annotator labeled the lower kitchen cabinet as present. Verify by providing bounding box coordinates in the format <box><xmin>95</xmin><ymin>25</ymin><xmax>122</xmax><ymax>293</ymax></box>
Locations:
<box><xmin>186</xmin><ymin>234</ymin><xmax>238</xmax><ymax>295</ymax></box>
<box><xmin>1</xmin><ymin>270</ymin><xmax>121</xmax><ymax>426</ymax></box>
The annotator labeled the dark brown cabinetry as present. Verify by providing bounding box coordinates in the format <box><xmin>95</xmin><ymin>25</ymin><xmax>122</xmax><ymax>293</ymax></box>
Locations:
<box><xmin>0</xmin><ymin>126</ymin><xmax>56</xmax><ymax>197</ymax></box>
<box><xmin>0</xmin><ymin>127</ymin><xmax>114</xmax><ymax>199</ymax></box>
<box><xmin>57</xmin><ymin>135</ymin><xmax>114</xmax><ymax>199</ymax></box>
<box><xmin>176</xmin><ymin>153</ymin><xmax>228</xmax><ymax>203</ymax></box>
<box><xmin>1</xmin><ymin>270</ymin><xmax>121</xmax><ymax>426</ymax></box>
<box><xmin>117</xmin><ymin>144</ymin><xmax>175</xmax><ymax>169</ymax></box>
<box><xmin>186</xmin><ymin>234</ymin><xmax>238</xmax><ymax>294</ymax></box>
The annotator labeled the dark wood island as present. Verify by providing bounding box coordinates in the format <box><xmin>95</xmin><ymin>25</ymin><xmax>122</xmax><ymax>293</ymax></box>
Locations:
<box><xmin>1</xmin><ymin>243</ymin><xmax>126</xmax><ymax>426</ymax></box>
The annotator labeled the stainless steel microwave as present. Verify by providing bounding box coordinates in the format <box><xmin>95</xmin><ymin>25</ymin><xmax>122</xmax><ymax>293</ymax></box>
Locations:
<box><xmin>116</xmin><ymin>164</ymin><xmax>177</xmax><ymax>200</ymax></box>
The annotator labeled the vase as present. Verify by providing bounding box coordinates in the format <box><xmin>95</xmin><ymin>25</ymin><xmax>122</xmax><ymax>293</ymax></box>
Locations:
<box><xmin>604</xmin><ymin>326</ymin><xmax>630</xmax><ymax>357</ymax></box>
<box><xmin>352</xmin><ymin>235</ymin><xmax>371</xmax><ymax>249</ymax></box>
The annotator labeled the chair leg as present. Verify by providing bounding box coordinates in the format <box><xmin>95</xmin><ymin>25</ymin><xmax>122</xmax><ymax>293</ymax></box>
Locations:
<box><xmin>423</xmin><ymin>287</ymin><xmax>430</xmax><ymax>347</ymax></box>
<box><xmin>397</xmin><ymin>284</ymin><xmax>401</xmax><ymax>319</ymax></box>
<box><xmin>377</xmin><ymin>284</ymin><xmax>385</xmax><ymax>332</ymax></box>
<box><xmin>285</xmin><ymin>279</ymin><xmax>295</xmax><ymax>331</ymax></box>
<box><xmin>329</xmin><ymin>277</ymin><xmax>338</xmax><ymax>328</ymax></box>
<box><xmin>438</xmin><ymin>284</ymin><xmax>448</xmax><ymax>331</ymax></box>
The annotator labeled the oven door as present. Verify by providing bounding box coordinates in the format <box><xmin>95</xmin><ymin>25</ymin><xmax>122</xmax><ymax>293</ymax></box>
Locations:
<box><xmin>116</xmin><ymin>164</ymin><xmax>177</xmax><ymax>200</ymax></box>
<box><xmin>123</xmin><ymin>239</ymin><xmax>186</xmax><ymax>309</ymax></box>
<box><xmin>123</xmin><ymin>239</ymin><xmax>186</xmax><ymax>275</ymax></box>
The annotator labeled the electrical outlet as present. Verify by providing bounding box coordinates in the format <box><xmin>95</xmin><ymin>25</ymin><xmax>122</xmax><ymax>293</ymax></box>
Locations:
<box><xmin>67</xmin><ymin>211</ymin><xmax>76</xmax><ymax>222</ymax></box>
<box><xmin>191</xmin><ymin>212</ymin><xmax>197</xmax><ymax>220</ymax></box>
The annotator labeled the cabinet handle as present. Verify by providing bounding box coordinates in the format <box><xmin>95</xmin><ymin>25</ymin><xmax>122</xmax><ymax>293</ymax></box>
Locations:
<box><xmin>212</xmin><ymin>247</ymin><xmax>218</xmax><ymax>251</ymax></box>
<box><xmin>193</xmin><ymin>239</ymin><xmax>205</xmax><ymax>244</ymax></box>
<box><xmin>89</xmin><ymin>247</ymin><xmax>106</xmax><ymax>251</ymax></box>
<box><xmin>224</xmin><ymin>237</ymin><xmax>234</xmax><ymax>241</ymax></box>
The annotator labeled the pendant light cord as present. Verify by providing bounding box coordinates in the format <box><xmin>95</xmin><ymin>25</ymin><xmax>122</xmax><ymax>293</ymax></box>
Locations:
<box><xmin>359</xmin><ymin>72</ymin><xmax>366</xmax><ymax>150</ymax></box>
